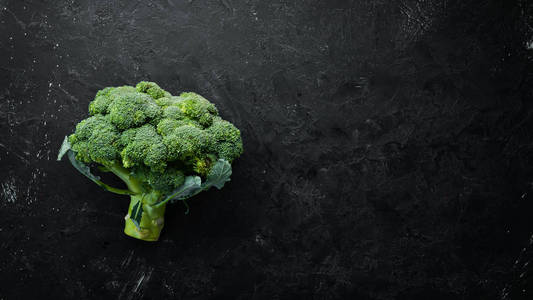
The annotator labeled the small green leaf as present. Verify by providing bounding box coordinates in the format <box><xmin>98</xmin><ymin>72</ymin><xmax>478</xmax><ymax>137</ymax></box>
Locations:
<box><xmin>130</xmin><ymin>201</ymin><xmax>143</xmax><ymax>230</ymax></box>
<box><xmin>153</xmin><ymin>176</ymin><xmax>202</xmax><ymax>207</ymax></box>
<box><xmin>203</xmin><ymin>159</ymin><xmax>232</xmax><ymax>190</ymax></box>
<box><xmin>57</xmin><ymin>136</ymin><xmax>71</xmax><ymax>161</ymax></box>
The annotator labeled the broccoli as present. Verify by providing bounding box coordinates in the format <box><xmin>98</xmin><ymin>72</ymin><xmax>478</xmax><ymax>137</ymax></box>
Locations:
<box><xmin>57</xmin><ymin>81</ymin><xmax>243</xmax><ymax>241</ymax></box>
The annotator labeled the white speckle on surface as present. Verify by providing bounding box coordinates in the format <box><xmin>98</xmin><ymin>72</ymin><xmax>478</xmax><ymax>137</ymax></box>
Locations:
<box><xmin>1</xmin><ymin>178</ymin><xmax>17</xmax><ymax>203</ymax></box>
<box><xmin>255</xmin><ymin>233</ymin><xmax>265</xmax><ymax>246</ymax></box>
<box><xmin>527</xmin><ymin>40</ymin><xmax>533</xmax><ymax>50</ymax></box>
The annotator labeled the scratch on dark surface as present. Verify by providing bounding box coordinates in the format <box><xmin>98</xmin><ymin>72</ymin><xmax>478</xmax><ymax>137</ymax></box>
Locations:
<box><xmin>121</xmin><ymin>250</ymin><xmax>135</xmax><ymax>269</ymax></box>
<box><xmin>399</xmin><ymin>1</ymin><xmax>430</xmax><ymax>30</ymax></box>
<box><xmin>57</xmin><ymin>85</ymin><xmax>79</xmax><ymax>103</ymax></box>
<box><xmin>0</xmin><ymin>143</ymin><xmax>30</xmax><ymax>165</ymax></box>
<box><xmin>219</xmin><ymin>0</ymin><xmax>233</xmax><ymax>14</ymax></box>
<box><xmin>277</xmin><ymin>43</ymin><xmax>306</xmax><ymax>56</ymax></box>
<box><xmin>133</xmin><ymin>268</ymin><xmax>152</xmax><ymax>294</ymax></box>
<box><xmin>118</xmin><ymin>265</ymin><xmax>153</xmax><ymax>300</ymax></box>
<box><xmin>501</xmin><ymin>232</ymin><xmax>533</xmax><ymax>299</ymax></box>
<box><xmin>398</xmin><ymin>0</ymin><xmax>446</xmax><ymax>43</ymax></box>
<box><xmin>3</xmin><ymin>7</ymin><xmax>27</xmax><ymax>30</ymax></box>
<box><xmin>166</xmin><ymin>0</ymin><xmax>175</xmax><ymax>8</ymax></box>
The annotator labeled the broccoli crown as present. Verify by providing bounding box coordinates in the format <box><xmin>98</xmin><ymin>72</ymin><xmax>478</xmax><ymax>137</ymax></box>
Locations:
<box><xmin>69</xmin><ymin>81</ymin><xmax>243</xmax><ymax>194</ymax></box>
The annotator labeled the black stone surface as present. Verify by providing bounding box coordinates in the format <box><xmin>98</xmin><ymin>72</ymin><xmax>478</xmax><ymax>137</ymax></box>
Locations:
<box><xmin>1</xmin><ymin>0</ymin><xmax>533</xmax><ymax>299</ymax></box>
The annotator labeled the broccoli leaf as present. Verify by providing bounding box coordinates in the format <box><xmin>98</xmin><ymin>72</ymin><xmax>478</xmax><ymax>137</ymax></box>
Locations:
<box><xmin>130</xmin><ymin>200</ymin><xmax>143</xmax><ymax>230</ymax></box>
<box><xmin>67</xmin><ymin>150</ymin><xmax>101</xmax><ymax>183</ymax></box>
<box><xmin>153</xmin><ymin>176</ymin><xmax>202</xmax><ymax>207</ymax></box>
<box><xmin>66</xmin><ymin>151</ymin><xmax>136</xmax><ymax>195</ymax></box>
<box><xmin>57</xmin><ymin>136</ymin><xmax>136</xmax><ymax>195</ymax></box>
<box><xmin>151</xmin><ymin>160</ymin><xmax>232</xmax><ymax>209</ymax></box>
<box><xmin>202</xmin><ymin>159</ymin><xmax>232</xmax><ymax>190</ymax></box>
<box><xmin>57</xmin><ymin>136</ymin><xmax>71</xmax><ymax>161</ymax></box>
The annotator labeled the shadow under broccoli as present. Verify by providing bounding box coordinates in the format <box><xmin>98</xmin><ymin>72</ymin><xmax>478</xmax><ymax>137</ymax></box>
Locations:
<box><xmin>57</xmin><ymin>81</ymin><xmax>243</xmax><ymax>241</ymax></box>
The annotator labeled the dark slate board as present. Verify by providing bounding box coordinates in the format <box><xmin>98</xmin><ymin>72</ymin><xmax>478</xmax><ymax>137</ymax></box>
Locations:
<box><xmin>1</xmin><ymin>0</ymin><xmax>532</xmax><ymax>299</ymax></box>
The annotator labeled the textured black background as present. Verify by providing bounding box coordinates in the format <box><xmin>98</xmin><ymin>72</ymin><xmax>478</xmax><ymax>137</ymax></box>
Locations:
<box><xmin>1</xmin><ymin>0</ymin><xmax>533</xmax><ymax>299</ymax></box>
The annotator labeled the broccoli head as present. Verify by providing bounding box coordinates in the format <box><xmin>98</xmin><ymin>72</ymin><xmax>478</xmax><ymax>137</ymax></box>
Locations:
<box><xmin>58</xmin><ymin>81</ymin><xmax>243</xmax><ymax>241</ymax></box>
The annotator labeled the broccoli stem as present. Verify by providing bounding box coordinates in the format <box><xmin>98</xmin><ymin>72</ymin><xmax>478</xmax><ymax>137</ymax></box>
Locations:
<box><xmin>123</xmin><ymin>191</ymin><xmax>166</xmax><ymax>241</ymax></box>
<box><xmin>106</xmin><ymin>163</ymin><xmax>143</xmax><ymax>194</ymax></box>
<box><xmin>103</xmin><ymin>163</ymin><xmax>167</xmax><ymax>241</ymax></box>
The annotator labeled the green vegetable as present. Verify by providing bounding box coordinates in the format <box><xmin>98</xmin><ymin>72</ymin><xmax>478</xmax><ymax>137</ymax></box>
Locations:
<box><xmin>58</xmin><ymin>81</ymin><xmax>243</xmax><ymax>241</ymax></box>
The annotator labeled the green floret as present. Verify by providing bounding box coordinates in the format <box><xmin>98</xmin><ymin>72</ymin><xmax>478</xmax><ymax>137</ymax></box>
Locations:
<box><xmin>134</xmin><ymin>166</ymin><xmax>185</xmax><ymax>195</ymax></box>
<box><xmin>163</xmin><ymin>106</ymin><xmax>185</xmax><ymax>120</ymax></box>
<box><xmin>192</xmin><ymin>154</ymin><xmax>217</xmax><ymax>177</ymax></box>
<box><xmin>156</xmin><ymin>119</ymin><xmax>181</xmax><ymax>136</ymax></box>
<box><xmin>136</xmin><ymin>81</ymin><xmax>171</xmax><ymax>99</ymax></box>
<box><xmin>156</xmin><ymin>118</ymin><xmax>201</xmax><ymax>136</ymax></box>
<box><xmin>206</xmin><ymin>117</ymin><xmax>243</xmax><ymax>162</ymax></box>
<box><xmin>68</xmin><ymin>140</ymin><xmax>92</xmax><ymax>163</ymax></box>
<box><xmin>89</xmin><ymin>86</ymin><xmax>137</xmax><ymax>116</ymax></box>
<box><xmin>154</xmin><ymin>97</ymin><xmax>173</xmax><ymax>107</ymax></box>
<box><xmin>89</xmin><ymin>94</ymin><xmax>113</xmax><ymax>115</ymax></box>
<box><xmin>163</xmin><ymin>125</ymin><xmax>211</xmax><ymax>161</ymax></box>
<box><xmin>120</xmin><ymin>124</ymin><xmax>167</xmax><ymax>171</ymax></box>
<box><xmin>214</xmin><ymin>141</ymin><xmax>243</xmax><ymax>163</ymax></box>
<box><xmin>108</xmin><ymin>92</ymin><xmax>161</xmax><ymax>130</ymax></box>
<box><xmin>118</xmin><ymin>127</ymin><xmax>137</xmax><ymax>148</ymax></box>
<box><xmin>97</xmin><ymin>87</ymin><xmax>115</xmax><ymax>97</ymax></box>
<box><xmin>68</xmin><ymin>115</ymin><xmax>120</xmax><ymax>164</ymax></box>
<box><xmin>155</xmin><ymin>96</ymin><xmax>183</xmax><ymax>108</ymax></box>
<box><xmin>176</xmin><ymin>92</ymin><xmax>218</xmax><ymax>127</ymax></box>
<box><xmin>89</xmin><ymin>87</ymin><xmax>114</xmax><ymax>115</ymax></box>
